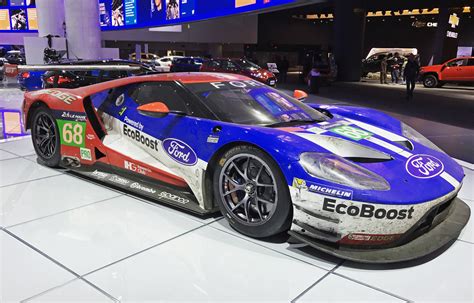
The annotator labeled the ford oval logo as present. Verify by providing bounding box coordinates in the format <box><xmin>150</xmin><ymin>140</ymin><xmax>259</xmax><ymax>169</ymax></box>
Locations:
<box><xmin>406</xmin><ymin>154</ymin><xmax>444</xmax><ymax>179</ymax></box>
<box><xmin>162</xmin><ymin>138</ymin><xmax>198</xmax><ymax>166</ymax></box>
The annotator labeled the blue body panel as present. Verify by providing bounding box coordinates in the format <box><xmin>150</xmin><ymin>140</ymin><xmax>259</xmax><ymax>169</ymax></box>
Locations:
<box><xmin>18</xmin><ymin>71</ymin><xmax>44</xmax><ymax>91</ymax></box>
<box><xmin>93</xmin><ymin>89</ymin><xmax>464</xmax><ymax>207</ymax></box>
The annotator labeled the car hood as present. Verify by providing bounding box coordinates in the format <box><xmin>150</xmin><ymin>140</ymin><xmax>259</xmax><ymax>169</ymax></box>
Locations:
<box><xmin>420</xmin><ymin>65</ymin><xmax>442</xmax><ymax>72</ymax></box>
<box><xmin>263</xmin><ymin>113</ymin><xmax>464</xmax><ymax>205</ymax></box>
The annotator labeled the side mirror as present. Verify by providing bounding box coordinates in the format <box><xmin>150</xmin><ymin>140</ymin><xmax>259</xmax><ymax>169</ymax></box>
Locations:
<box><xmin>137</xmin><ymin>102</ymin><xmax>170</xmax><ymax>118</ymax></box>
<box><xmin>293</xmin><ymin>90</ymin><xmax>308</xmax><ymax>101</ymax></box>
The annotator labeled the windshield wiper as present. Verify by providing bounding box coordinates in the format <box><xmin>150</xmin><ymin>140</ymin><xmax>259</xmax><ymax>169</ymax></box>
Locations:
<box><xmin>266</xmin><ymin>119</ymin><xmax>321</xmax><ymax>128</ymax></box>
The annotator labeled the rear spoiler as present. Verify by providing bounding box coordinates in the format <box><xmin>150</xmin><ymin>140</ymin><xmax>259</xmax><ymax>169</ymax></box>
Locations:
<box><xmin>18</xmin><ymin>65</ymin><xmax>142</xmax><ymax>71</ymax></box>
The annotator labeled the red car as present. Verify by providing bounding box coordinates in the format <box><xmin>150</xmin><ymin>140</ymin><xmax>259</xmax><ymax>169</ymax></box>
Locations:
<box><xmin>200</xmin><ymin>58</ymin><xmax>277</xmax><ymax>86</ymax></box>
<box><xmin>420</xmin><ymin>56</ymin><xmax>474</xmax><ymax>88</ymax></box>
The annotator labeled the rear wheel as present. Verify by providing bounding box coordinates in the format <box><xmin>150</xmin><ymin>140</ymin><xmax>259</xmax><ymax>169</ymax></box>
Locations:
<box><xmin>31</xmin><ymin>106</ymin><xmax>61</xmax><ymax>167</ymax></box>
<box><xmin>423</xmin><ymin>74</ymin><xmax>438</xmax><ymax>88</ymax></box>
<box><xmin>213</xmin><ymin>145</ymin><xmax>292</xmax><ymax>238</ymax></box>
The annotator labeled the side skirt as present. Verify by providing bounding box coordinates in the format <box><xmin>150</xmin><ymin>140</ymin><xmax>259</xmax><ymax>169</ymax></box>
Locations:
<box><xmin>64</xmin><ymin>161</ymin><xmax>219</xmax><ymax>216</ymax></box>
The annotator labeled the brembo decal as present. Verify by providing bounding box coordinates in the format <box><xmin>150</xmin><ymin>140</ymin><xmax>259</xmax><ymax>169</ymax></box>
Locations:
<box><xmin>293</xmin><ymin>178</ymin><xmax>353</xmax><ymax>200</ymax></box>
<box><xmin>406</xmin><ymin>154</ymin><xmax>444</xmax><ymax>179</ymax></box>
<box><xmin>162</xmin><ymin>138</ymin><xmax>198</xmax><ymax>166</ymax></box>
<box><xmin>322</xmin><ymin>198</ymin><xmax>415</xmax><ymax>220</ymax></box>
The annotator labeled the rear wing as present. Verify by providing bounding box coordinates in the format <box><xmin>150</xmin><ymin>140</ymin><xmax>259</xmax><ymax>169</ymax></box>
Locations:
<box><xmin>18</xmin><ymin>65</ymin><xmax>142</xmax><ymax>72</ymax></box>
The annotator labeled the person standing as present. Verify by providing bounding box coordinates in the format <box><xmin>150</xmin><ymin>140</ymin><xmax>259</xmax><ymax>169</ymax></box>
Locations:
<box><xmin>380</xmin><ymin>55</ymin><xmax>388</xmax><ymax>84</ymax></box>
<box><xmin>403</xmin><ymin>54</ymin><xmax>420</xmax><ymax>100</ymax></box>
<box><xmin>390</xmin><ymin>52</ymin><xmax>401</xmax><ymax>84</ymax></box>
<box><xmin>307</xmin><ymin>63</ymin><xmax>321</xmax><ymax>94</ymax></box>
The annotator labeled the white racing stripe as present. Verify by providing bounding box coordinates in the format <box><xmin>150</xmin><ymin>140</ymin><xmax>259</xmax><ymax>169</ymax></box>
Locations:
<box><xmin>366</xmin><ymin>136</ymin><xmax>413</xmax><ymax>158</ymax></box>
<box><xmin>346</xmin><ymin>118</ymin><xmax>407</xmax><ymax>142</ymax></box>
<box><xmin>440</xmin><ymin>172</ymin><xmax>461</xmax><ymax>188</ymax></box>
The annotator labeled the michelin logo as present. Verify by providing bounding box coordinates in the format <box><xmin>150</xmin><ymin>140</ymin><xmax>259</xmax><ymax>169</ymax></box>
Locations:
<box><xmin>293</xmin><ymin>178</ymin><xmax>353</xmax><ymax>200</ymax></box>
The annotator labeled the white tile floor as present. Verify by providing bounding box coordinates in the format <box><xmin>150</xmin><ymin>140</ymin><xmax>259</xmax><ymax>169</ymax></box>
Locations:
<box><xmin>1</xmin><ymin>137</ymin><xmax>473</xmax><ymax>302</ymax></box>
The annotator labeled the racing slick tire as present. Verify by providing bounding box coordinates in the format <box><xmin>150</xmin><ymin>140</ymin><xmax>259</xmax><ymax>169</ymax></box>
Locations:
<box><xmin>214</xmin><ymin>145</ymin><xmax>292</xmax><ymax>238</ymax></box>
<box><xmin>423</xmin><ymin>74</ymin><xmax>438</xmax><ymax>88</ymax></box>
<box><xmin>31</xmin><ymin>106</ymin><xmax>61</xmax><ymax>167</ymax></box>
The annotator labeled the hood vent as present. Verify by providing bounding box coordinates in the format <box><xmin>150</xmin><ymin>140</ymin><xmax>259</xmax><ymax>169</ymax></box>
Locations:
<box><xmin>295</xmin><ymin>133</ymin><xmax>393</xmax><ymax>162</ymax></box>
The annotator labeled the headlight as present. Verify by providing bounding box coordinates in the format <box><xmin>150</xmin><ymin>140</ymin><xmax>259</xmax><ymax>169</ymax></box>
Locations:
<box><xmin>401</xmin><ymin>122</ymin><xmax>444</xmax><ymax>153</ymax></box>
<box><xmin>299</xmin><ymin>153</ymin><xmax>390</xmax><ymax>191</ymax></box>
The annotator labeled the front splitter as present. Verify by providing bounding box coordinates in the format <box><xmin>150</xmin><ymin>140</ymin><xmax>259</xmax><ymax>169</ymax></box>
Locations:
<box><xmin>288</xmin><ymin>198</ymin><xmax>470</xmax><ymax>264</ymax></box>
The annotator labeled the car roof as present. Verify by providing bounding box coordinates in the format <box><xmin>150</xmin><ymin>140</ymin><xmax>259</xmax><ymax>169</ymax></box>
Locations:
<box><xmin>73</xmin><ymin>72</ymin><xmax>251</xmax><ymax>97</ymax></box>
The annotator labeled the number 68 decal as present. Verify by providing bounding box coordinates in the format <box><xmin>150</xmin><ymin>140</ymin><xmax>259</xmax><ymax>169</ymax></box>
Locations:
<box><xmin>57</xmin><ymin>120</ymin><xmax>86</xmax><ymax>147</ymax></box>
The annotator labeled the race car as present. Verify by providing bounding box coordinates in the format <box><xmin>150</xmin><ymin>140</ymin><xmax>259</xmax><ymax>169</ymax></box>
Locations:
<box><xmin>23</xmin><ymin>73</ymin><xmax>470</xmax><ymax>263</ymax></box>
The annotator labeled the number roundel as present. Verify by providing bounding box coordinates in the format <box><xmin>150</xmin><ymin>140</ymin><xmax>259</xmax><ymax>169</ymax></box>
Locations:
<box><xmin>58</xmin><ymin>120</ymin><xmax>86</xmax><ymax>147</ymax></box>
<box><xmin>330</xmin><ymin>125</ymin><xmax>373</xmax><ymax>141</ymax></box>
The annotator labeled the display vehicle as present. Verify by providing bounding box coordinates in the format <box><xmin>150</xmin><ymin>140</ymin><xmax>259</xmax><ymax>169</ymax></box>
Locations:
<box><xmin>23</xmin><ymin>73</ymin><xmax>469</xmax><ymax>263</ymax></box>
<box><xmin>18</xmin><ymin>60</ymin><xmax>155</xmax><ymax>91</ymax></box>
<box><xmin>201</xmin><ymin>58</ymin><xmax>277</xmax><ymax>86</ymax></box>
<box><xmin>170</xmin><ymin>57</ymin><xmax>204</xmax><ymax>72</ymax></box>
<box><xmin>420</xmin><ymin>57</ymin><xmax>474</xmax><ymax>88</ymax></box>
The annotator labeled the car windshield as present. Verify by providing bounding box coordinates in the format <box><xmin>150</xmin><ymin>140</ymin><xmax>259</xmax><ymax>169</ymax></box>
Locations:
<box><xmin>235</xmin><ymin>59</ymin><xmax>261</xmax><ymax>71</ymax></box>
<box><xmin>186</xmin><ymin>80</ymin><xmax>328</xmax><ymax>125</ymax></box>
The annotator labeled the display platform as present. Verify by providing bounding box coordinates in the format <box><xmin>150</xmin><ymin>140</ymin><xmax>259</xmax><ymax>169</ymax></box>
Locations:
<box><xmin>0</xmin><ymin>136</ymin><xmax>473</xmax><ymax>302</ymax></box>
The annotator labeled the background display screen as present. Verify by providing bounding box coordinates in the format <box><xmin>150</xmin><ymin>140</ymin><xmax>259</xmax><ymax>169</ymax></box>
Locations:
<box><xmin>99</xmin><ymin>0</ymin><xmax>295</xmax><ymax>30</ymax></box>
<box><xmin>0</xmin><ymin>0</ymin><xmax>294</xmax><ymax>32</ymax></box>
<box><xmin>0</xmin><ymin>0</ymin><xmax>36</xmax><ymax>32</ymax></box>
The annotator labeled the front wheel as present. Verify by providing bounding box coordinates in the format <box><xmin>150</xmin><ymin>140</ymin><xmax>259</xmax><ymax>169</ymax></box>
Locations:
<box><xmin>423</xmin><ymin>74</ymin><xmax>438</xmax><ymax>88</ymax></box>
<box><xmin>31</xmin><ymin>106</ymin><xmax>61</xmax><ymax>167</ymax></box>
<box><xmin>213</xmin><ymin>146</ymin><xmax>292</xmax><ymax>238</ymax></box>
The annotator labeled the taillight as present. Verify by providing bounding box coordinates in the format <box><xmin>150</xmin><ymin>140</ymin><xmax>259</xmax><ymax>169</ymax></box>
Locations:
<box><xmin>46</xmin><ymin>76</ymin><xmax>72</xmax><ymax>85</ymax></box>
<box><xmin>21</xmin><ymin>71</ymin><xmax>30</xmax><ymax>79</ymax></box>
<box><xmin>57</xmin><ymin>76</ymin><xmax>72</xmax><ymax>84</ymax></box>
<box><xmin>46</xmin><ymin>76</ymin><xmax>54</xmax><ymax>84</ymax></box>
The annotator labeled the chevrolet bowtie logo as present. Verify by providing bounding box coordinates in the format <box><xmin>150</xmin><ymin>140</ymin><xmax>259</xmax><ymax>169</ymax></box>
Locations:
<box><xmin>448</xmin><ymin>13</ymin><xmax>459</xmax><ymax>28</ymax></box>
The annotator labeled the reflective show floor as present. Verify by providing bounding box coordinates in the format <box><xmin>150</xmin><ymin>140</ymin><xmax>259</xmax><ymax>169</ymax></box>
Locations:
<box><xmin>1</xmin><ymin>136</ymin><xmax>473</xmax><ymax>302</ymax></box>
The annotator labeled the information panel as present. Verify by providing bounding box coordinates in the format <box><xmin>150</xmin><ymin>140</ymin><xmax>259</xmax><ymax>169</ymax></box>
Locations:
<box><xmin>99</xmin><ymin>0</ymin><xmax>295</xmax><ymax>30</ymax></box>
<box><xmin>0</xmin><ymin>0</ymin><xmax>36</xmax><ymax>32</ymax></box>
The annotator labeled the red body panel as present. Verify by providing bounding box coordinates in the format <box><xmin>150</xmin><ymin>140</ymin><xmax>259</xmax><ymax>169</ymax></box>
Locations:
<box><xmin>22</xmin><ymin>73</ymin><xmax>220</xmax><ymax>188</ymax></box>
<box><xmin>420</xmin><ymin>56</ymin><xmax>474</xmax><ymax>82</ymax></box>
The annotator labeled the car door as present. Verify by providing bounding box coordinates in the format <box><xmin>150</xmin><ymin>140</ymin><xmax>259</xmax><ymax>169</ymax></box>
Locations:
<box><xmin>98</xmin><ymin>81</ymin><xmax>208</xmax><ymax>191</ymax></box>
<box><xmin>462</xmin><ymin>58</ymin><xmax>474</xmax><ymax>81</ymax></box>
<box><xmin>441</xmin><ymin>59</ymin><xmax>468</xmax><ymax>81</ymax></box>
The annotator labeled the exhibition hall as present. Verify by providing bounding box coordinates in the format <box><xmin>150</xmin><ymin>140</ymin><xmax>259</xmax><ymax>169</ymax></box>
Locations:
<box><xmin>0</xmin><ymin>0</ymin><xmax>473</xmax><ymax>302</ymax></box>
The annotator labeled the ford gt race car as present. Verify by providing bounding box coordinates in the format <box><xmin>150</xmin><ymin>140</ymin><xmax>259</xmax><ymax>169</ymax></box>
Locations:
<box><xmin>23</xmin><ymin>73</ymin><xmax>470</xmax><ymax>263</ymax></box>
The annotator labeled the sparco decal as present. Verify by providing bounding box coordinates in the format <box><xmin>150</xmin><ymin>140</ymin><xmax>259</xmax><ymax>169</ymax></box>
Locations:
<box><xmin>124</xmin><ymin>116</ymin><xmax>144</xmax><ymax>131</ymax></box>
<box><xmin>124</xmin><ymin>160</ymin><xmax>151</xmax><ymax>175</ymax></box>
<box><xmin>159</xmin><ymin>192</ymin><xmax>190</xmax><ymax>204</ymax></box>
<box><xmin>130</xmin><ymin>182</ymin><xmax>156</xmax><ymax>194</ymax></box>
<box><xmin>293</xmin><ymin>178</ymin><xmax>353</xmax><ymax>200</ymax></box>
<box><xmin>406</xmin><ymin>154</ymin><xmax>444</xmax><ymax>179</ymax></box>
<box><xmin>162</xmin><ymin>138</ymin><xmax>198</xmax><ymax>166</ymax></box>
<box><xmin>123</xmin><ymin>124</ymin><xmax>159</xmax><ymax>151</ymax></box>
<box><xmin>322</xmin><ymin>198</ymin><xmax>415</xmax><ymax>220</ymax></box>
